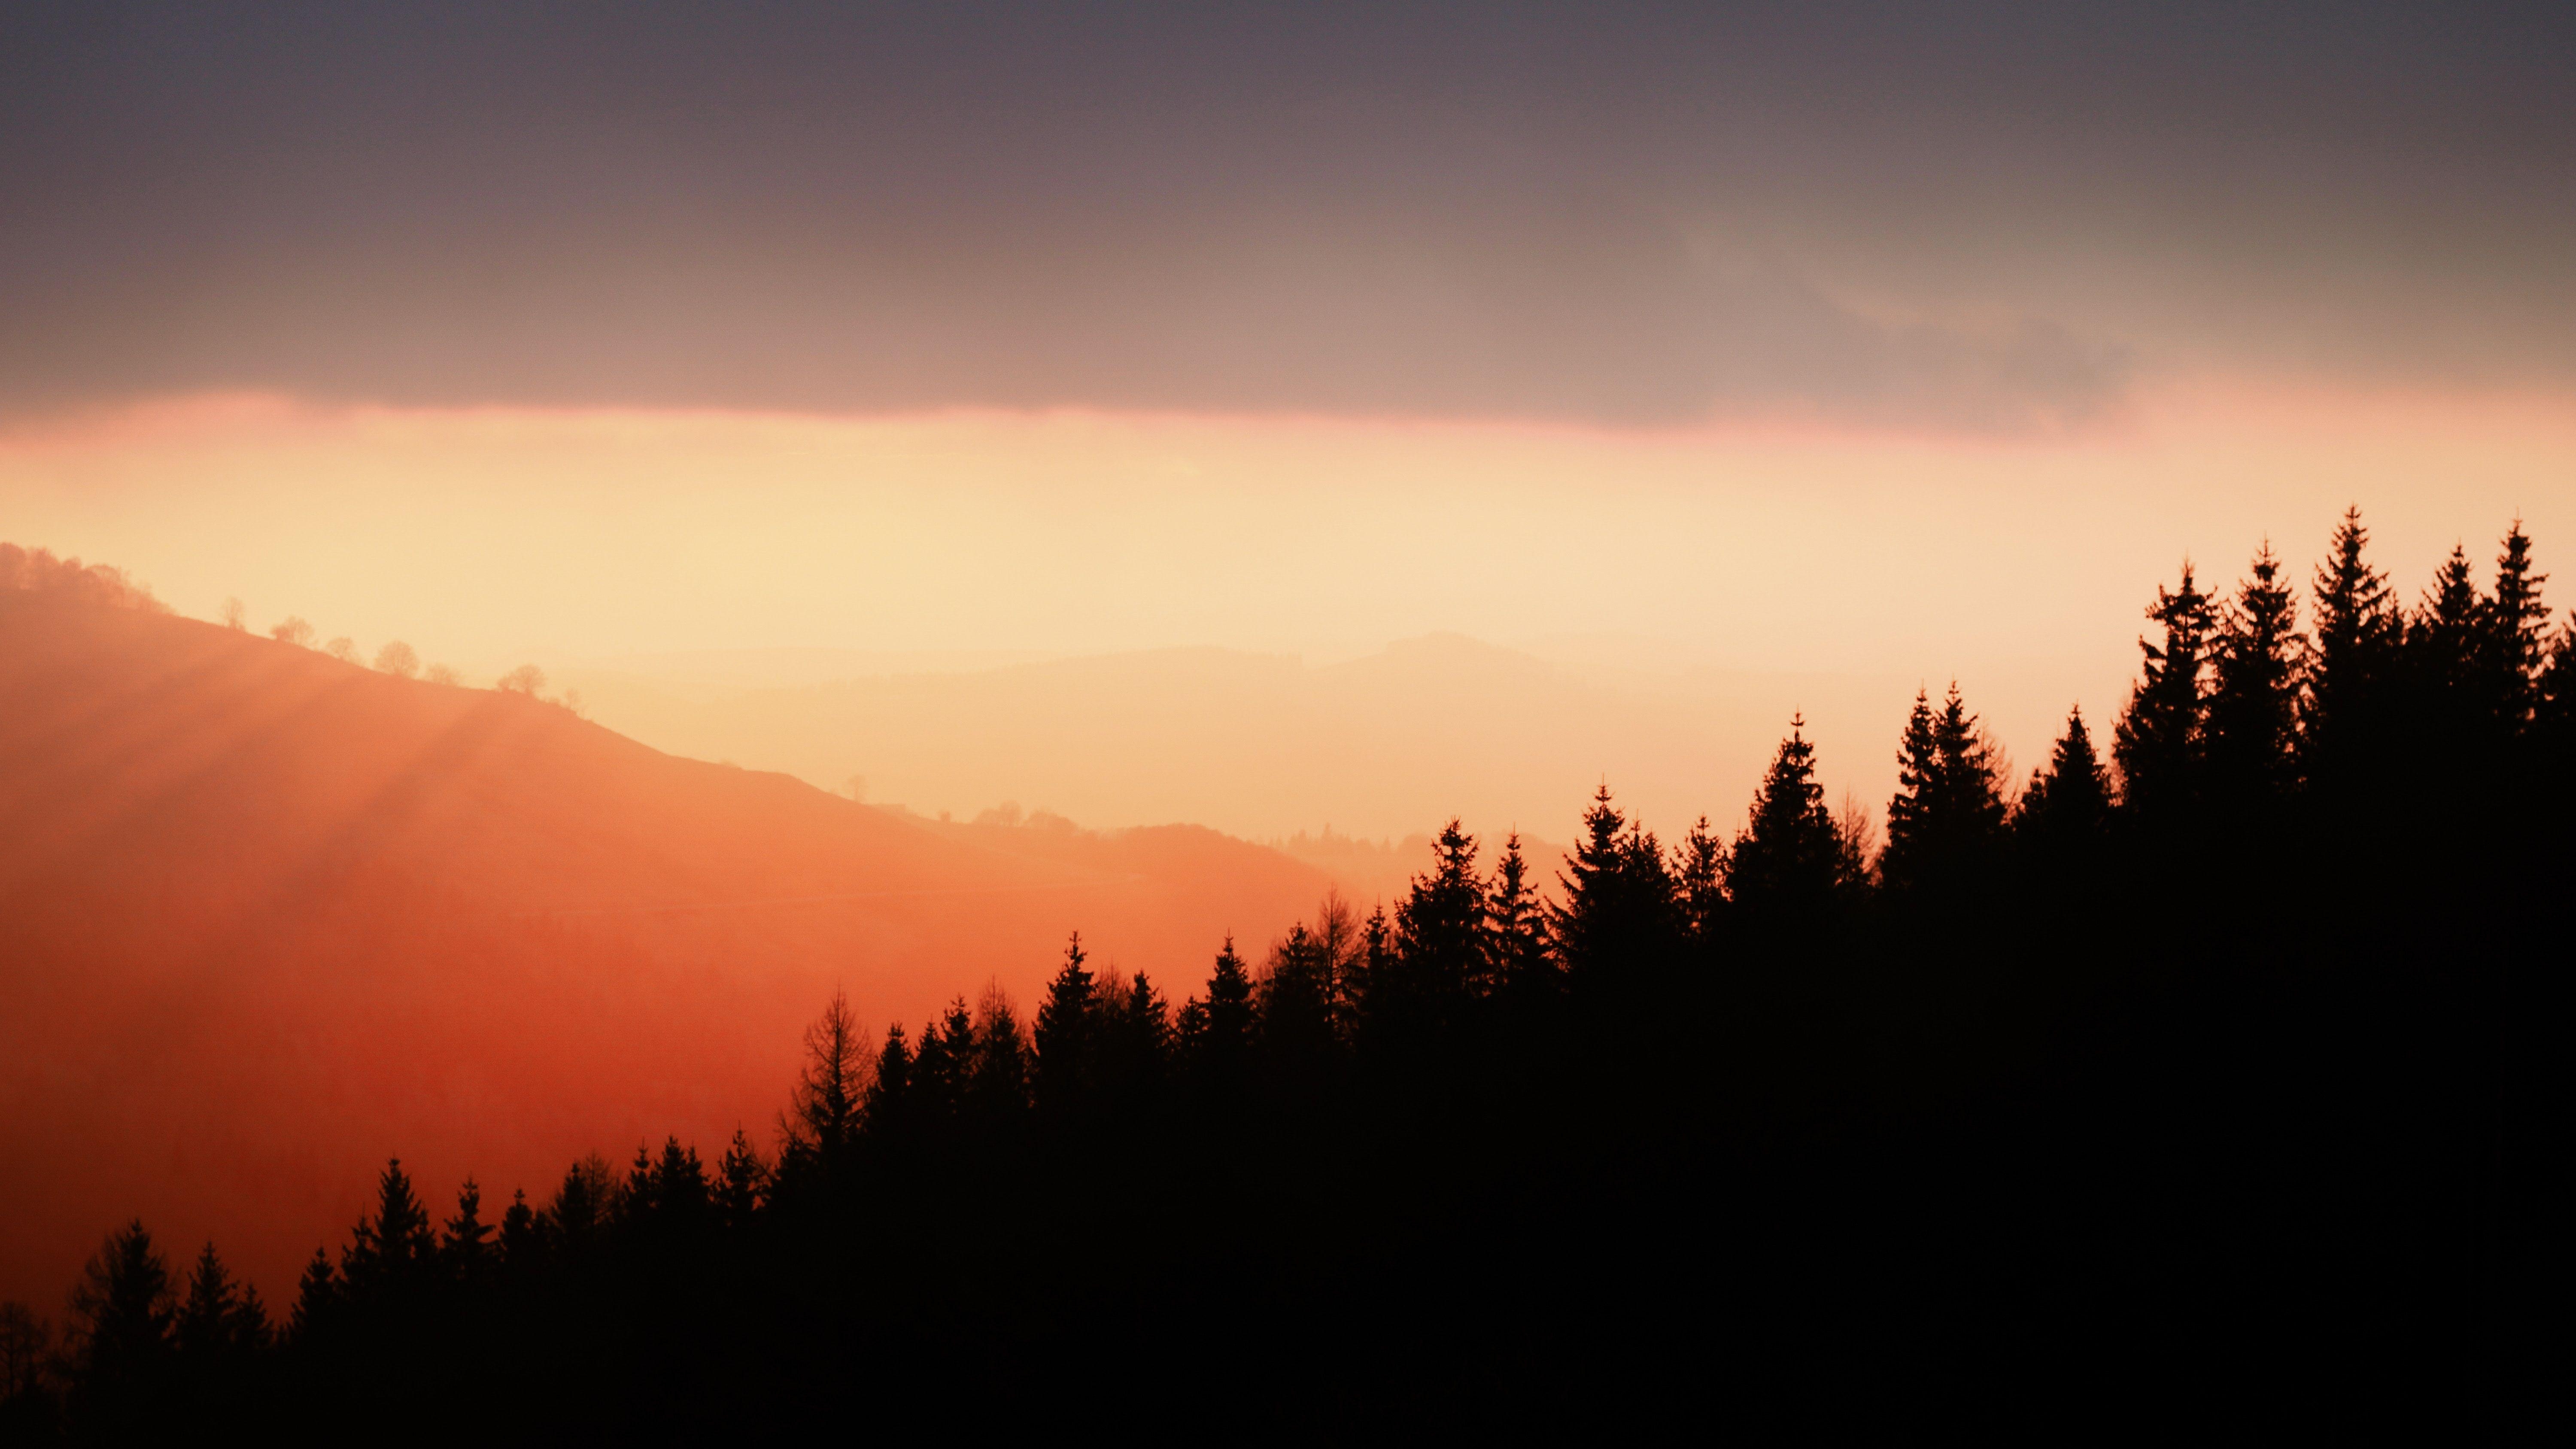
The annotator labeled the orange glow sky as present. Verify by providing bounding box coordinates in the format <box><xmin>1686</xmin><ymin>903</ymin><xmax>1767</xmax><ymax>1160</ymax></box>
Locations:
<box><xmin>9</xmin><ymin>4</ymin><xmax>2575</xmax><ymax>838</ymax></box>
<box><xmin>7</xmin><ymin>381</ymin><xmax>2572</xmax><ymax>839</ymax></box>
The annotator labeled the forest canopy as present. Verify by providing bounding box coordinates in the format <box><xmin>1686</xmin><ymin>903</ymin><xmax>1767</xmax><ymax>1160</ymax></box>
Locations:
<box><xmin>5</xmin><ymin>508</ymin><xmax>2570</xmax><ymax>1436</ymax></box>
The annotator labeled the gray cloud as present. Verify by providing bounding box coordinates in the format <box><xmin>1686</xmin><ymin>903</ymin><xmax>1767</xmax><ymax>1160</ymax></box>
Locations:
<box><xmin>2</xmin><ymin>2</ymin><xmax>2567</xmax><ymax>428</ymax></box>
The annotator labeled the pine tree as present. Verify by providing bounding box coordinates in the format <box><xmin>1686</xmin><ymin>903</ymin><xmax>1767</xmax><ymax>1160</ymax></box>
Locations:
<box><xmin>441</xmin><ymin>1179</ymin><xmax>494</xmax><ymax>1288</ymax></box>
<box><xmin>289</xmin><ymin>1248</ymin><xmax>339</xmax><ymax>1342</ymax></box>
<box><xmin>544</xmin><ymin>1155</ymin><xmax>618</xmax><ymax>1251</ymax></box>
<box><xmin>1488</xmin><ymin>831</ymin><xmax>1560</xmax><ymax>994</ymax></box>
<box><xmin>1552</xmin><ymin>786</ymin><xmax>1627</xmax><ymax>977</ymax></box>
<box><xmin>1182</xmin><ymin>937</ymin><xmax>1256</xmax><ymax>1101</ymax></box>
<box><xmin>175</xmin><ymin>1242</ymin><xmax>267</xmax><ymax>1363</ymax></box>
<box><xmin>343</xmin><ymin>1159</ymin><xmax>436</xmax><ymax>1306</ymax></box>
<box><xmin>2303</xmin><ymin>507</ymin><xmax>2400</xmax><ymax>783</ymax></box>
<box><xmin>1726</xmin><ymin>719</ymin><xmax>1847</xmax><ymax>917</ymax></box>
<box><xmin>2412</xmin><ymin>544</ymin><xmax>2485</xmax><ymax>691</ymax></box>
<box><xmin>67</xmin><ymin>1221</ymin><xmax>174</xmax><ymax>1420</ymax></box>
<box><xmin>1033</xmin><ymin>933</ymin><xmax>1098</xmax><ymax>1118</ymax></box>
<box><xmin>633</xmin><ymin>1138</ymin><xmax>711</xmax><ymax>1234</ymax></box>
<box><xmin>714</xmin><ymin>1131</ymin><xmax>769</xmax><ymax>1232</ymax></box>
<box><xmin>1391</xmin><ymin>820</ymin><xmax>1485</xmax><ymax>1027</ymax></box>
<box><xmin>1881</xmin><ymin>684</ymin><xmax>2008</xmax><ymax>894</ymax></box>
<box><xmin>2207</xmin><ymin>542</ymin><xmax>2306</xmax><ymax>805</ymax></box>
<box><xmin>1673</xmin><ymin>816</ymin><xmax>1726</xmax><ymax>958</ymax></box>
<box><xmin>2114</xmin><ymin>562</ymin><xmax>2216</xmax><ymax>819</ymax></box>
<box><xmin>966</xmin><ymin>987</ymin><xmax>1030</xmax><ymax>1133</ymax></box>
<box><xmin>2015</xmin><ymin>706</ymin><xmax>2114</xmax><ymax>855</ymax></box>
<box><xmin>1259</xmin><ymin>925</ymin><xmax>1337</xmax><ymax>1060</ymax></box>
<box><xmin>497</xmin><ymin>1191</ymin><xmax>541</xmax><ymax>1269</ymax></box>
<box><xmin>1880</xmin><ymin>690</ymin><xmax>1941</xmax><ymax>885</ymax></box>
<box><xmin>2480</xmin><ymin>520</ymin><xmax>2550</xmax><ymax>737</ymax></box>
<box><xmin>1549</xmin><ymin>786</ymin><xmax>1677</xmax><ymax>982</ymax></box>
<box><xmin>865</xmin><ymin>1023</ymin><xmax>915</xmax><ymax>1142</ymax></box>
<box><xmin>1097</xmin><ymin>969</ymin><xmax>1171</xmax><ymax>1115</ymax></box>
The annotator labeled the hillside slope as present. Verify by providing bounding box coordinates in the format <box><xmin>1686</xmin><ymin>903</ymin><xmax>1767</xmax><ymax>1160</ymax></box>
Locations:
<box><xmin>0</xmin><ymin>593</ymin><xmax>1334</xmax><ymax>1305</ymax></box>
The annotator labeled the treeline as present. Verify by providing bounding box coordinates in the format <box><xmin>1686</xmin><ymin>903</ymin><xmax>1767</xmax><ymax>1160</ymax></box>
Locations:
<box><xmin>7</xmin><ymin>508</ymin><xmax>2571</xmax><ymax>1435</ymax></box>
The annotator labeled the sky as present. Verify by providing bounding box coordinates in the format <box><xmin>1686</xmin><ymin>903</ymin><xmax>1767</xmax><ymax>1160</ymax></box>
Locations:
<box><xmin>6</xmin><ymin>2</ymin><xmax>2574</xmax><ymax>830</ymax></box>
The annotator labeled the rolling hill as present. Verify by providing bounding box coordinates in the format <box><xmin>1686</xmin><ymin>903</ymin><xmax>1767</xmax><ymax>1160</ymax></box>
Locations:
<box><xmin>0</xmin><ymin>586</ymin><xmax>1339</xmax><ymax>1306</ymax></box>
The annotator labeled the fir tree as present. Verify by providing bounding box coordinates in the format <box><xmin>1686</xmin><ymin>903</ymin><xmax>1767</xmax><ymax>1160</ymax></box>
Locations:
<box><xmin>67</xmin><ymin>1221</ymin><xmax>174</xmax><ymax>1422</ymax></box>
<box><xmin>1549</xmin><ymin>786</ymin><xmax>1677</xmax><ymax>982</ymax></box>
<box><xmin>1391</xmin><ymin>820</ymin><xmax>1485</xmax><ymax>1027</ymax></box>
<box><xmin>1880</xmin><ymin>684</ymin><xmax>2008</xmax><ymax>894</ymax></box>
<box><xmin>1097</xmin><ymin>969</ymin><xmax>1172</xmax><ymax>1115</ymax></box>
<box><xmin>966</xmin><ymin>988</ymin><xmax>1030</xmax><ymax>1132</ymax></box>
<box><xmin>2302</xmin><ymin>507</ymin><xmax>2400</xmax><ymax>781</ymax></box>
<box><xmin>1488</xmin><ymin>831</ymin><xmax>1560</xmax><ymax>994</ymax></box>
<box><xmin>2114</xmin><ymin>562</ymin><xmax>2216</xmax><ymax>819</ymax></box>
<box><xmin>2480</xmin><ymin>520</ymin><xmax>2550</xmax><ymax>736</ymax></box>
<box><xmin>2207</xmin><ymin>542</ymin><xmax>2306</xmax><ymax>805</ymax></box>
<box><xmin>175</xmin><ymin>1242</ymin><xmax>267</xmax><ymax>1363</ymax></box>
<box><xmin>1033</xmin><ymin>933</ymin><xmax>1098</xmax><ymax>1118</ymax></box>
<box><xmin>1259</xmin><ymin>925</ymin><xmax>1339</xmax><ymax>1066</ymax></box>
<box><xmin>2015</xmin><ymin>706</ymin><xmax>2114</xmax><ymax>854</ymax></box>
<box><xmin>343</xmin><ymin>1159</ymin><xmax>436</xmax><ymax>1305</ymax></box>
<box><xmin>865</xmin><ymin>1023</ymin><xmax>915</xmax><ymax>1142</ymax></box>
<box><xmin>2412</xmin><ymin>544</ymin><xmax>2485</xmax><ymax>691</ymax></box>
<box><xmin>1673</xmin><ymin>816</ymin><xmax>1726</xmax><ymax>957</ymax></box>
<box><xmin>714</xmin><ymin>1131</ymin><xmax>769</xmax><ymax>1233</ymax></box>
<box><xmin>1726</xmin><ymin>719</ymin><xmax>1846</xmax><ymax>917</ymax></box>
<box><xmin>289</xmin><ymin>1248</ymin><xmax>339</xmax><ymax>1342</ymax></box>
<box><xmin>441</xmin><ymin>1178</ymin><xmax>494</xmax><ymax>1288</ymax></box>
<box><xmin>497</xmin><ymin>1191</ymin><xmax>541</xmax><ymax>1268</ymax></box>
<box><xmin>1182</xmin><ymin>937</ymin><xmax>1256</xmax><ymax>1101</ymax></box>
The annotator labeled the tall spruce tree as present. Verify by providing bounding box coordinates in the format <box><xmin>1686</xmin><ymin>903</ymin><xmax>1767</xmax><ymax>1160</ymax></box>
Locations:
<box><xmin>2481</xmin><ymin>520</ymin><xmax>2550</xmax><ymax>737</ymax></box>
<box><xmin>1391</xmin><ymin>820</ymin><xmax>1485</xmax><ymax>1028</ymax></box>
<box><xmin>175</xmin><ymin>1242</ymin><xmax>267</xmax><ymax>1364</ymax></box>
<box><xmin>2207</xmin><ymin>542</ymin><xmax>2306</xmax><ymax>806</ymax></box>
<box><xmin>1726</xmin><ymin>719</ymin><xmax>1847</xmax><ymax>917</ymax></box>
<box><xmin>864</xmin><ymin>1024</ymin><xmax>915</xmax><ymax>1143</ymax></box>
<box><xmin>2015</xmin><ymin>706</ymin><xmax>2114</xmax><ymax>856</ymax></box>
<box><xmin>343</xmin><ymin>1159</ymin><xmax>436</xmax><ymax>1306</ymax></box>
<box><xmin>2302</xmin><ymin>507</ymin><xmax>2400</xmax><ymax>783</ymax></box>
<box><xmin>1672</xmin><ymin>816</ymin><xmax>1726</xmax><ymax>960</ymax></box>
<box><xmin>1181</xmin><ymin>937</ymin><xmax>1256</xmax><ymax>1102</ymax></box>
<box><xmin>714</xmin><ymin>1132</ymin><xmax>769</xmax><ymax>1233</ymax></box>
<box><xmin>1880</xmin><ymin>683</ymin><xmax>2008</xmax><ymax>895</ymax></box>
<box><xmin>1486</xmin><ymin>832</ymin><xmax>1557</xmax><ymax>999</ymax></box>
<box><xmin>67</xmin><ymin>1221</ymin><xmax>174</xmax><ymax>1424</ymax></box>
<box><xmin>1549</xmin><ymin>786</ymin><xmax>1677</xmax><ymax>981</ymax></box>
<box><xmin>440</xmin><ymin>1179</ymin><xmax>494</xmax><ymax>1288</ymax></box>
<box><xmin>1033</xmin><ymin>933</ymin><xmax>1098</xmax><ymax>1119</ymax></box>
<box><xmin>966</xmin><ymin>989</ymin><xmax>1031</xmax><ymax>1133</ymax></box>
<box><xmin>2114</xmin><ymin>562</ymin><xmax>2217</xmax><ymax>819</ymax></box>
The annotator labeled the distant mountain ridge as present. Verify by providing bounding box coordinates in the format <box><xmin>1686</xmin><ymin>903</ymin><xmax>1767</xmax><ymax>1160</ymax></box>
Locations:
<box><xmin>0</xmin><ymin>587</ymin><xmax>1335</xmax><ymax>1306</ymax></box>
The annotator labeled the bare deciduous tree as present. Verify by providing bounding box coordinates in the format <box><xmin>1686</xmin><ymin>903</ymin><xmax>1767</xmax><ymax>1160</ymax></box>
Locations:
<box><xmin>220</xmin><ymin>597</ymin><xmax>246</xmax><ymax>630</ymax></box>
<box><xmin>424</xmin><ymin>664</ymin><xmax>462</xmax><ymax>687</ymax></box>
<box><xmin>374</xmin><ymin>641</ymin><xmax>420</xmax><ymax>678</ymax></box>
<box><xmin>497</xmin><ymin>664</ymin><xmax>546</xmax><ymax>696</ymax></box>
<box><xmin>324</xmin><ymin>637</ymin><xmax>360</xmax><ymax>664</ymax></box>
<box><xmin>268</xmin><ymin>617</ymin><xmax>315</xmax><ymax>647</ymax></box>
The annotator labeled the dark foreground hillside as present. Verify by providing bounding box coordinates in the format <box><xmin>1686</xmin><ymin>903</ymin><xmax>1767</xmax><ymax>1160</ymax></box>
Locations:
<box><xmin>8</xmin><ymin>512</ymin><xmax>2576</xmax><ymax>1436</ymax></box>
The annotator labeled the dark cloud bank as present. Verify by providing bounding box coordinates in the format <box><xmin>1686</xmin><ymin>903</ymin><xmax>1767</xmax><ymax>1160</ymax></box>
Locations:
<box><xmin>4</xmin><ymin>2</ymin><xmax>2570</xmax><ymax>429</ymax></box>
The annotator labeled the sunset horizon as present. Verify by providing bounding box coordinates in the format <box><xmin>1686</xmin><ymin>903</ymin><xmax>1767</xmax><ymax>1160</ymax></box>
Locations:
<box><xmin>5</xmin><ymin>3</ymin><xmax>2570</xmax><ymax>1437</ymax></box>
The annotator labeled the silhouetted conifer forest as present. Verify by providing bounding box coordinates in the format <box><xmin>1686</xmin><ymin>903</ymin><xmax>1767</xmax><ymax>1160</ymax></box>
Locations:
<box><xmin>7</xmin><ymin>510</ymin><xmax>2572</xmax><ymax>1436</ymax></box>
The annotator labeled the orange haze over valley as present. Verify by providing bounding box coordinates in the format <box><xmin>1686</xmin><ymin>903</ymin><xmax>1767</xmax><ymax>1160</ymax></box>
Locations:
<box><xmin>0</xmin><ymin>588</ymin><xmax>1371</xmax><ymax>1305</ymax></box>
